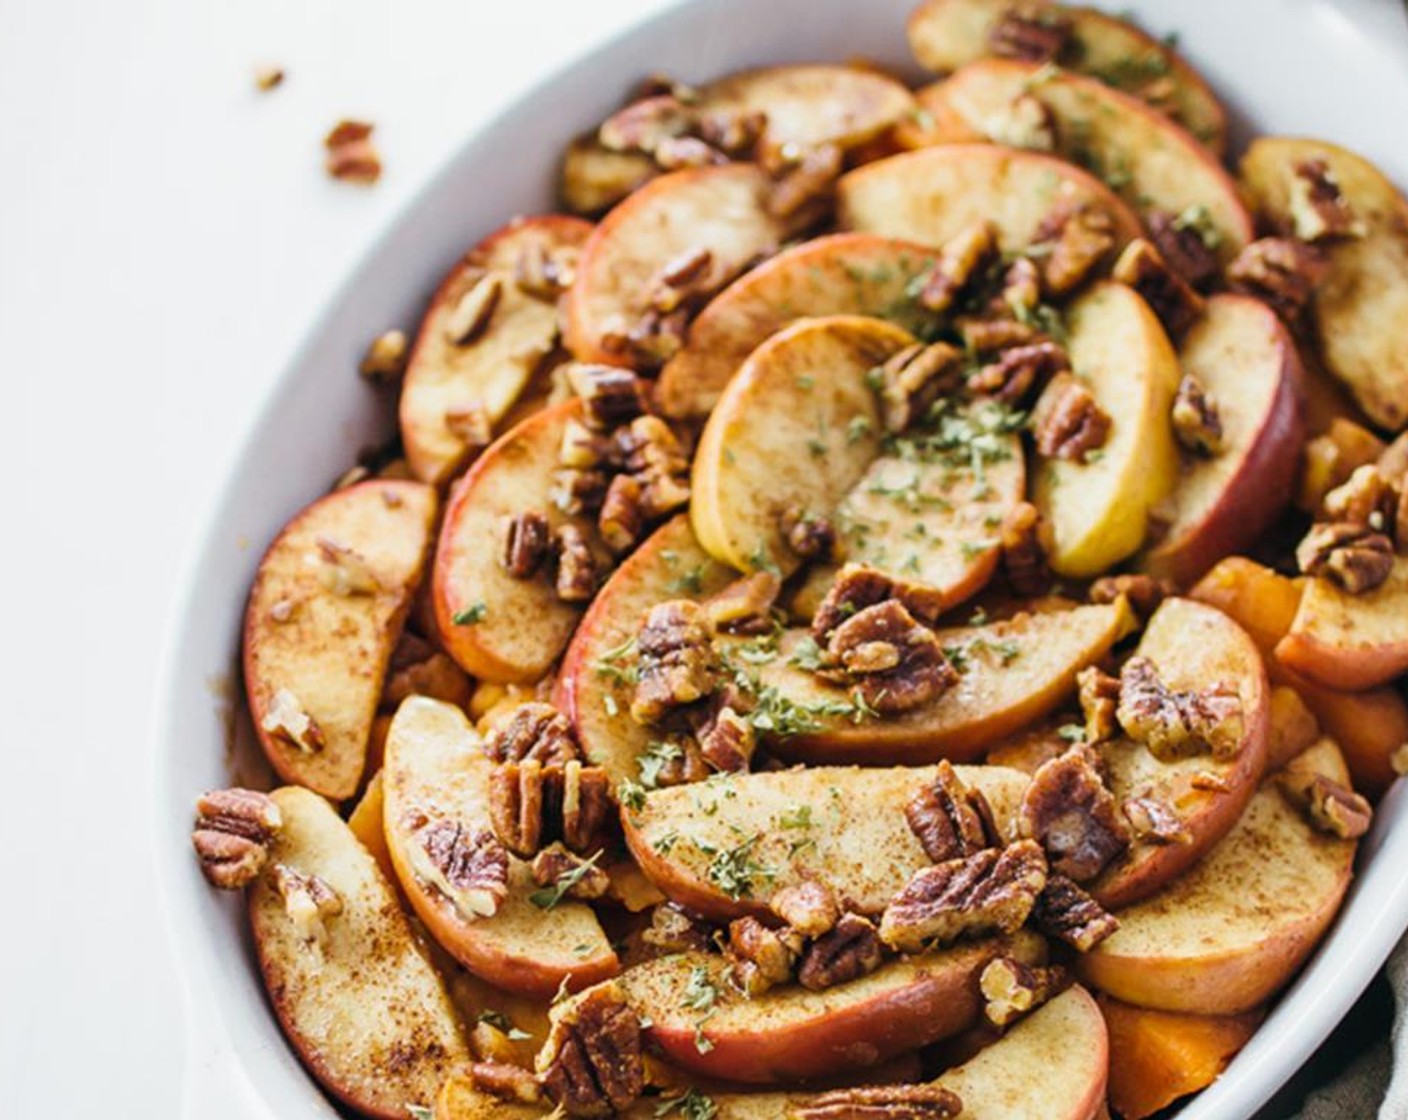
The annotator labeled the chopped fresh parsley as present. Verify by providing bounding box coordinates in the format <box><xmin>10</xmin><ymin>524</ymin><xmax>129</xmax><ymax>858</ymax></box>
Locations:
<box><xmin>528</xmin><ymin>849</ymin><xmax>604</xmax><ymax>910</ymax></box>
<box><xmin>618</xmin><ymin>779</ymin><xmax>647</xmax><ymax>813</ymax></box>
<box><xmin>476</xmin><ymin>1009</ymin><xmax>531</xmax><ymax>1041</ymax></box>
<box><xmin>1058</xmin><ymin>722</ymin><xmax>1087</xmax><ymax>743</ymax></box>
<box><xmin>705</xmin><ymin>834</ymin><xmax>775</xmax><ymax>900</ymax></box>
<box><xmin>655</xmin><ymin>1087</ymin><xmax>719</xmax><ymax>1120</ymax></box>
<box><xmin>639</xmin><ymin>739</ymin><xmax>684</xmax><ymax>789</ymax></box>
<box><xmin>451</xmin><ymin>601</ymin><xmax>487</xmax><ymax>626</ymax></box>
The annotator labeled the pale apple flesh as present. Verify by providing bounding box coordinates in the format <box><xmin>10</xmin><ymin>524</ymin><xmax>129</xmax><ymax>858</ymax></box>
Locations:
<box><xmin>243</xmin><ymin>479</ymin><xmax>439</xmax><ymax>801</ymax></box>
<box><xmin>382</xmin><ymin>696</ymin><xmax>618</xmax><ymax>997</ymax></box>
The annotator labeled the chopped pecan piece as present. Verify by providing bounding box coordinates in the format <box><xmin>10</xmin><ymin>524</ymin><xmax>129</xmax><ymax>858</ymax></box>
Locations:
<box><xmin>770</xmin><ymin>879</ymin><xmax>842</xmax><ymax>938</ymax></box>
<box><xmin>1324</xmin><ymin>465</ymin><xmax>1401</xmax><ymax>535</ymax></box>
<box><xmin>877</xmin><ymin>341</ymin><xmax>966</xmax><ymax>432</ymax></box>
<box><xmin>797</xmin><ymin>912</ymin><xmax>887</xmax><ymax>990</ymax></box>
<box><xmin>471</xmin><ymin>1060</ymin><xmax>543</xmax><ymax>1105</ymax></box>
<box><xmin>820</xmin><ymin>599</ymin><xmax>958</xmax><ymax>714</ymax></box>
<box><xmin>1076</xmin><ymin>666</ymin><xmax>1121</xmax><ymax>746</ymax></box>
<box><xmin>1030</xmin><ymin>873</ymin><xmax>1118</xmax><ymax>951</ymax></box>
<box><xmin>999</xmin><ymin>500</ymin><xmax>1052</xmax><ymax>597</ymax></box>
<box><xmin>995</xmin><ymin>256</ymin><xmax>1042</xmax><ymax>318</ymax></box>
<box><xmin>567</xmin><ymin>364</ymin><xmax>648</xmax><ymax>431</ymax></box>
<box><xmin>654</xmin><ymin>135</ymin><xmax>727</xmax><ymax>169</ymax></box>
<box><xmin>1116</xmin><ymin>657</ymin><xmax>1245</xmax><ymax>760</ymax></box>
<box><xmin>969</xmin><ymin>340</ymin><xmax>1069</xmax><ymax>406</ymax></box>
<box><xmin>727</xmin><ymin>915</ymin><xmax>803</xmax><ymax>997</ymax></box>
<box><xmin>261</xmin><ymin>689</ymin><xmax>325</xmax><ymax>754</ymax></box>
<box><xmin>323</xmin><ymin>119</ymin><xmax>381</xmax><ymax>185</ymax></box>
<box><xmin>642</xmin><ymin>903</ymin><xmax>718</xmax><ymax>955</ymax></box>
<box><xmin>767</xmin><ymin>143</ymin><xmax>843</xmax><ymax>228</ymax></box>
<box><xmin>192</xmin><ymin>788</ymin><xmax>282</xmax><ymax>889</ymax></box>
<box><xmin>1031</xmin><ymin>372</ymin><xmax>1111</xmax><ymax>462</ymax></box>
<box><xmin>618</xmin><ymin>415</ymin><xmax>693</xmax><ymax>519</ymax></box>
<box><xmin>489</xmin><ymin>759</ymin><xmax>613</xmax><ymax>858</ymax></box>
<box><xmin>314</xmin><ymin>537</ymin><xmax>381</xmax><ymax>596</ymax></box>
<box><xmin>1280</xmin><ymin>772</ymin><xmax>1373</xmax><ymax>839</ymax></box>
<box><xmin>1020</xmin><ymin>744</ymin><xmax>1130</xmax><ymax>882</ymax></box>
<box><xmin>702</xmin><ymin>571</ymin><xmax>781</xmax><ymax>635</ymax></box>
<box><xmin>918</xmin><ymin>222</ymin><xmax>997</xmax><ymax>314</ymax></box>
<box><xmin>780</xmin><ymin>506</ymin><xmax>841</xmax><ymax>561</ymax></box>
<box><xmin>444</xmin><ymin>273</ymin><xmax>504</xmax><ymax>345</ymax></box>
<box><xmin>795</xmin><ymin>1084</ymin><xmax>964</xmax><ymax>1120</ymax></box>
<box><xmin>598</xmin><ymin>473</ymin><xmax>647</xmax><ymax>554</ymax></box>
<box><xmin>1226</xmin><ymin>237</ymin><xmax>1330</xmax><ymax>322</ymax></box>
<box><xmin>1112</xmin><ymin>238</ymin><xmax>1205</xmax><ymax>339</ymax></box>
<box><xmin>1146</xmin><ymin>208</ymin><xmax>1220</xmax><ymax>287</ymax></box>
<box><xmin>613</xmin><ymin>305</ymin><xmax>691</xmax><ymax>368</ymax></box>
<box><xmin>1123</xmin><ymin>795</ymin><xmax>1191</xmax><ymax>845</ymax></box>
<box><xmin>984</xmin><ymin>92</ymin><xmax>1057</xmax><ymax>152</ymax></box>
<box><xmin>1088</xmin><ymin>573</ymin><xmax>1174</xmax><ymax>620</ymax></box>
<box><xmin>551</xmin><ymin>467</ymin><xmax>610</xmax><ymax>517</ymax></box>
<box><xmin>697</xmin><ymin>106</ymin><xmax>766</xmax><ymax>158</ymax></box>
<box><xmin>905</xmin><ymin>760</ymin><xmax>990</xmax><ymax>863</ymax></box>
<box><xmin>631</xmin><ymin>600</ymin><xmax>718</xmax><ymax>723</ymax></box>
<box><xmin>271</xmin><ymin>864</ymin><xmax>343</xmax><ymax>948</ymax></box>
<box><xmin>516</xmin><ymin>241</ymin><xmax>578</xmax><ymax>300</ymax></box>
<box><xmin>1289</xmin><ymin>159</ymin><xmax>1365</xmax><ymax>242</ymax></box>
<box><xmin>414</xmin><ymin>818</ymin><xmax>509</xmax><ymax>917</ymax></box>
<box><xmin>537</xmin><ymin>983</ymin><xmax>644</xmax><ymax>1117</ymax></box>
<box><xmin>501</xmin><ymin>511</ymin><xmax>552</xmax><ymax>579</ymax></box>
<box><xmin>956</xmin><ymin>315</ymin><xmax>1043</xmax><ymax>355</ymax></box>
<box><xmin>598</xmin><ymin>94</ymin><xmax>694</xmax><ymax>155</ymax></box>
<box><xmin>444</xmin><ymin>400</ymin><xmax>493</xmax><ymax>451</ymax></box>
<box><xmin>1036</xmin><ymin>204</ymin><xmax>1117</xmax><ymax>296</ymax></box>
<box><xmin>647</xmin><ymin>246</ymin><xmax>715</xmax><ymax>314</ymax></box>
<box><xmin>485</xmin><ymin>702</ymin><xmax>581</xmax><ymax>766</ymax></box>
<box><xmin>989</xmin><ymin>3</ymin><xmax>1072</xmax><ymax>62</ymax></box>
<box><xmin>359</xmin><ymin>329</ymin><xmax>408</xmax><ymax>383</ymax></box>
<box><xmin>1172</xmin><ymin>374</ymin><xmax>1225</xmax><ymax>457</ymax></box>
<box><xmin>878</xmin><ymin>841</ymin><xmax>1047</xmax><ymax>953</ymax></box>
<box><xmin>980</xmin><ymin>956</ymin><xmax>1064</xmax><ymax>1029</ymax></box>
<box><xmin>560</xmin><ymin>417</ymin><xmax>615</xmax><ymax>470</ymax></box>
<box><xmin>555</xmin><ymin>523</ymin><xmax>601</xmax><ymax>602</ymax></box>
<box><xmin>1296</xmin><ymin>520</ymin><xmax>1394</xmax><ymax>593</ymax></box>
<box><xmin>531</xmin><ymin>843</ymin><xmax>611</xmax><ymax>900</ymax></box>
<box><xmin>693</xmin><ymin>704</ymin><xmax>756</xmax><ymax>773</ymax></box>
<box><xmin>813</xmin><ymin>564</ymin><xmax>945</xmax><ymax>639</ymax></box>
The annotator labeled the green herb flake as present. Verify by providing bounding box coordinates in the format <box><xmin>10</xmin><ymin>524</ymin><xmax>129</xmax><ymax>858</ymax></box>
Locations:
<box><xmin>452</xmin><ymin>601</ymin><xmax>487</xmax><ymax>626</ymax></box>
<box><xmin>705</xmin><ymin>834</ymin><xmax>775</xmax><ymax>900</ymax></box>
<box><xmin>407</xmin><ymin>1106</ymin><xmax>434</xmax><ymax>1120</ymax></box>
<box><xmin>639</xmin><ymin>739</ymin><xmax>685</xmax><ymax>789</ymax></box>
<box><xmin>528</xmin><ymin>849</ymin><xmax>604</xmax><ymax>910</ymax></box>
<box><xmin>1058</xmin><ymin>722</ymin><xmax>1087</xmax><ymax>743</ymax></box>
<box><xmin>656</xmin><ymin>1087</ymin><xmax>719</xmax><ymax>1120</ymax></box>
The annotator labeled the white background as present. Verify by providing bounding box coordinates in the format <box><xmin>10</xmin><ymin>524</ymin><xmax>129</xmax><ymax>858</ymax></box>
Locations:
<box><xmin>0</xmin><ymin>0</ymin><xmax>665</xmax><ymax>1111</ymax></box>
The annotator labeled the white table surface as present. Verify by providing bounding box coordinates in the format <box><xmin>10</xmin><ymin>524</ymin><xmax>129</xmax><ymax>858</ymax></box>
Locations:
<box><xmin>0</xmin><ymin>0</ymin><xmax>664</xmax><ymax>1112</ymax></box>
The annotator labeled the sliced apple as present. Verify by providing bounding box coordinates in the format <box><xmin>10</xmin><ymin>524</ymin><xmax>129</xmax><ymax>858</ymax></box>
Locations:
<box><xmin>623</xmin><ymin>762</ymin><xmax>1029</xmax><ymax>921</ymax></box>
<box><xmin>1078</xmin><ymin>738</ymin><xmax>1357</xmax><ymax>1014</ymax></box>
<box><xmin>1091</xmin><ymin>597</ymin><xmax>1270</xmax><ymax>909</ymax></box>
<box><xmin>560</xmin><ymin>135</ymin><xmax>659</xmax><ymax>216</ymax></box>
<box><xmin>911</xmin><ymin>60</ymin><xmax>1253</xmax><ymax>257</ymax></box>
<box><xmin>346</xmin><ymin>768</ymin><xmax>395</xmax><ymax>882</ymax></box>
<box><xmin>382</xmin><ymin>696</ymin><xmax>617</xmax><ymax>998</ymax></box>
<box><xmin>838</xmin><ymin>142</ymin><xmax>1142</xmax><ymax>251</ymax></box>
<box><xmin>249</xmin><ymin>786</ymin><xmax>469</xmax><ymax>1119</ymax></box>
<box><xmin>755</xmin><ymin>601</ymin><xmax>1134</xmax><ymax>766</ymax></box>
<box><xmin>906</xmin><ymin>0</ymin><xmax>1227</xmax><ymax>153</ymax></box>
<box><xmin>690</xmin><ymin>314</ymin><xmax>911</xmax><ymax>577</ymax></box>
<box><xmin>656</xmin><ymin>233</ymin><xmax>942</xmax><ymax>420</ymax></box>
<box><xmin>433</xmin><ymin>398</ymin><xmax>603</xmax><ymax>683</ymax></box>
<box><xmin>1139</xmin><ymin>294</ymin><xmax>1305</xmax><ymax>585</ymax></box>
<box><xmin>1033</xmin><ymin>281</ymin><xmax>1181</xmax><ymax>578</ymax></box>
<box><xmin>1278</xmin><ymin>556</ymin><xmax>1408</xmax><ymax>692</ymax></box>
<box><xmin>400</xmin><ymin>216</ymin><xmax>592</xmax><ymax>487</ymax></box>
<box><xmin>618</xmin><ymin>934</ymin><xmax>1042</xmax><ymax>1083</ymax></box>
<box><xmin>563</xmin><ymin>165</ymin><xmax>786</xmax><ymax>367</ymax></box>
<box><xmin>243</xmin><ymin>479</ymin><xmax>438</xmax><ymax>800</ymax></box>
<box><xmin>1240</xmin><ymin>137</ymin><xmax>1408</xmax><ymax>431</ymax></box>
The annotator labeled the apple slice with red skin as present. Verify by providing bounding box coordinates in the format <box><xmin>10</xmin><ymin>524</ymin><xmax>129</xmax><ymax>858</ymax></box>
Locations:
<box><xmin>243</xmin><ymin>479</ymin><xmax>438</xmax><ymax>801</ymax></box>
<box><xmin>1277</xmin><ymin>557</ymin><xmax>1408</xmax><ymax>692</ymax></box>
<box><xmin>400</xmin><ymin>215</ymin><xmax>592</xmax><ymax>487</ymax></box>
<box><xmin>1089</xmin><ymin>597</ymin><xmax>1270</xmax><ymax>910</ymax></box>
<box><xmin>656</xmin><ymin>233</ymin><xmax>941</xmax><ymax>420</ymax></box>
<box><xmin>1139</xmin><ymin>293</ymin><xmax>1306</xmax><ymax>586</ymax></box>
<box><xmin>563</xmin><ymin>165</ymin><xmax>786</xmax><ymax>367</ymax></box>
<box><xmin>382</xmin><ymin>696</ymin><xmax>618</xmax><ymax>998</ymax></box>
<box><xmin>249</xmin><ymin>786</ymin><xmax>469</xmax><ymax>1120</ymax></box>
<box><xmin>433</xmin><ymin>398</ymin><xmax>607</xmax><ymax>683</ymax></box>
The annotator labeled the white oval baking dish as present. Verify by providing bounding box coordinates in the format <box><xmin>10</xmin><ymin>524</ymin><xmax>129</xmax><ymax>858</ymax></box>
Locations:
<box><xmin>151</xmin><ymin>1</ymin><xmax>1408</xmax><ymax>1116</ymax></box>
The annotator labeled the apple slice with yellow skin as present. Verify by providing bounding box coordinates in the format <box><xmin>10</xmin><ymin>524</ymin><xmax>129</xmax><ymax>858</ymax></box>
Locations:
<box><xmin>656</xmin><ymin>233</ymin><xmax>942</xmax><ymax>421</ymax></box>
<box><xmin>249</xmin><ymin>786</ymin><xmax>469</xmax><ymax>1120</ymax></box>
<box><xmin>838</xmin><ymin>142</ymin><xmax>1142</xmax><ymax>251</ymax></box>
<box><xmin>433</xmin><ymin>398</ymin><xmax>606</xmax><ymax>683</ymax></box>
<box><xmin>622</xmin><ymin>762</ymin><xmax>1030</xmax><ymax>922</ymax></box>
<box><xmin>905</xmin><ymin>0</ymin><xmax>1226</xmax><ymax>153</ymax></box>
<box><xmin>1139</xmin><ymin>294</ymin><xmax>1305</xmax><ymax>586</ymax></box>
<box><xmin>556</xmin><ymin>515</ymin><xmax>738</xmax><ymax>789</ymax></box>
<box><xmin>1090</xmin><ymin>597</ymin><xmax>1270</xmax><ymax>910</ymax></box>
<box><xmin>910</xmin><ymin>60</ymin><xmax>1253</xmax><ymax>258</ymax></box>
<box><xmin>616</xmin><ymin>933</ymin><xmax>1044</xmax><ymax>1084</ymax></box>
<box><xmin>755</xmin><ymin>600</ymin><xmax>1135</xmax><ymax>766</ymax></box>
<box><xmin>563</xmin><ymin>165</ymin><xmax>786</xmax><ymax>367</ymax></box>
<box><xmin>1240</xmin><ymin>137</ymin><xmax>1408</xmax><ymax>431</ymax></box>
<box><xmin>400</xmin><ymin>215</ymin><xmax>592</xmax><ymax>487</ymax></box>
<box><xmin>690</xmin><ymin>315</ymin><xmax>912</xmax><ymax>578</ymax></box>
<box><xmin>382</xmin><ymin>696</ymin><xmax>618</xmax><ymax>998</ymax></box>
<box><xmin>1277</xmin><ymin>557</ymin><xmax>1408</xmax><ymax>692</ymax></box>
<box><xmin>1079</xmin><ymin>738</ymin><xmax>1357</xmax><ymax>1014</ymax></box>
<box><xmin>1033</xmin><ymin>282</ymin><xmax>1181</xmax><ymax>578</ymax></box>
<box><xmin>243</xmin><ymin>479</ymin><xmax>438</xmax><ymax>801</ymax></box>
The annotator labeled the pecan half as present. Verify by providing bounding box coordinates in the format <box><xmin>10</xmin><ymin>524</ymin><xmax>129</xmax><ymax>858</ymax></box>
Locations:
<box><xmin>812</xmin><ymin>564</ymin><xmax>946</xmax><ymax>641</ymax></box>
<box><xmin>1171</xmin><ymin>374</ymin><xmax>1224</xmax><ymax>457</ymax></box>
<box><xmin>770</xmin><ymin>879</ymin><xmax>842</xmax><ymax>939</ymax></box>
<box><xmin>1279</xmin><ymin>772</ymin><xmax>1373</xmax><ymax>839</ymax></box>
<box><xmin>1036</xmin><ymin>203</ymin><xmax>1117</xmax><ymax>296</ymax></box>
<box><xmin>1088</xmin><ymin>573</ymin><xmax>1173</xmax><ymax>620</ymax></box>
<box><xmin>271</xmin><ymin>864</ymin><xmax>343</xmax><ymax>952</ymax></box>
<box><xmin>1123</xmin><ymin>795</ymin><xmax>1191</xmax><ymax>845</ymax></box>
<box><xmin>728</xmin><ymin>915</ymin><xmax>804</xmax><ymax>996</ymax></box>
<box><xmin>1030</xmin><ymin>873</ymin><xmax>1119</xmax><ymax>951</ymax></box>
<box><xmin>1226</xmin><ymin>237</ymin><xmax>1330</xmax><ymax>322</ymax></box>
<box><xmin>1020</xmin><ymin>744</ymin><xmax>1130</xmax><ymax>882</ymax></box>
<box><xmin>797</xmin><ymin>912</ymin><xmax>887</xmax><ymax>990</ymax></box>
<box><xmin>489</xmin><ymin>759</ymin><xmax>613</xmax><ymax>858</ymax></box>
<box><xmin>1289</xmin><ymin>158</ymin><xmax>1365</xmax><ymax>242</ymax></box>
<box><xmin>999</xmin><ymin>500</ymin><xmax>1052</xmax><ymax>597</ymax></box>
<box><xmin>906</xmin><ymin>760</ymin><xmax>990</xmax><ymax>863</ymax></box>
<box><xmin>537</xmin><ymin>984</ymin><xmax>644</xmax><ymax>1117</ymax></box>
<box><xmin>1297</xmin><ymin>521</ymin><xmax>1395</xmax><ymax>593</ymax></box>
<box><xmin>1146</xmin><ymin>208</ymin><xmax>1220</xmax><ymax>287</ymax></box>
<box><xmin>414</xmin><ymin>818</ymin><xmax>510</xmax><ymax>918</ymax></box>
<box><xmin>980</xmin><ymin>956</ymin><xmax>1064</xmax><ymax>1028</ymax></box>
<box><xmin>918</xmin><ymin>222</ymin><xmax>997</xmax><ymax>314</ymax></box>
<box><xmin>531</xmin><ymin>843</ymin><xmax>611</xmax><ymax>901</ymax></box>
<box><xmin>567</xmin><ymin>364</ymin><xmax>648</xmax><ymax>431</ymax></box>
<box><xmin>819</xmin><ymin>599</ymin><xmax>958</xmax><ymax>714</ymax></box>
<box><xmin>702</xmin><ymin>571</ymin><xmax>781</xmax><ymax>635</ymax></box>
<box><xmin>1324</xmin><ymin>465</ymin><xmax>1400</xmax><ymax>535</ymax></box>
<box><xmin>1112</xmin><ymin>238</ymin><xmax>1204</xmax><ymax>340</ymax></box>
<box><xmin>631</xmin><ymin>600</ymin><xmax>718</xmax><ymax>724</ymax></box>
<box><xmin>260</xmin><ymin>689</ymin><xmax>325</xmax><ymax>754</ymax></box>
<box><xmin>989</xmin><ymin>3</ymin><xmax>1072</xmax><ymax>63</ymax></box>
<box><xmin>323</xmin><ymin>119</ymin><xmax>381</xmax><ymax>185</ymax></box>
<box><xmin>501</xmin><ymin>511</ymin><xmax>552</xmax><ymax>579</ymax></box>
<box><xmin>780</xmin><ymin>506</ymin><xmax>841</xmax><ymax>561</ymax></box>
<box><xmin>969</xmin><ymin>340</ymin><xmax>1069</xmax><ymax>406</ymax></box>
<box><xmin>1076</xmin><ymin>666</ymin><xmax>1121</xmax><ymax>746</ymax></box>
<box><xmin>642</xmin><ymin>903</ymin><xmax>719</xmax><ymax>955</ymax></box>
<box><xmin>877</xmin><ymin>341</ymin><xmax>966</xmax><ymax>433</ymax></box>
<box><xmin>471</xmin><ymin>1060</ymin><xmax>543</xmax><ymax>1105</ymax></box>
<box><xmin>878</xmin><ymin>841</ymin><xmax>1047</xmax><ymax>953</ymax></box>
<box><xmin>598</xmin><ymin>94</ymin><xmax>694</xmax><ymax>155</ymax></box>
<box><xmin>795</xmin><ymin>1084</ymin><xmax>964</xmax><ymax>1120</ymax></box>
<box><xmin>1031</xmin><ymin>372</ymin><xmax>1111</xmax><ymax>462</ymax></box>
<box><xmin>484</xmin><ymin>702</ymin><xmax>581</xmax><ymax>766</ymax></box>
<box><xmin>956</xmin><ymin>315</ymin><xmax>1043</xmax><ymax>355</ymax></box>
<box><xmin>555</xmin><ymin>523</ymin><xmax>601</xmax><ymax>602</ymax></box>
<box><xmin>192</xmin><ymin>788</ymin><xmax>282</xmax><ymax>889</ymax></box>
<box><xmin>1117</xmin><ymin>657</ymin><xmax>1245</xmax><ymax>761</ymax></box>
